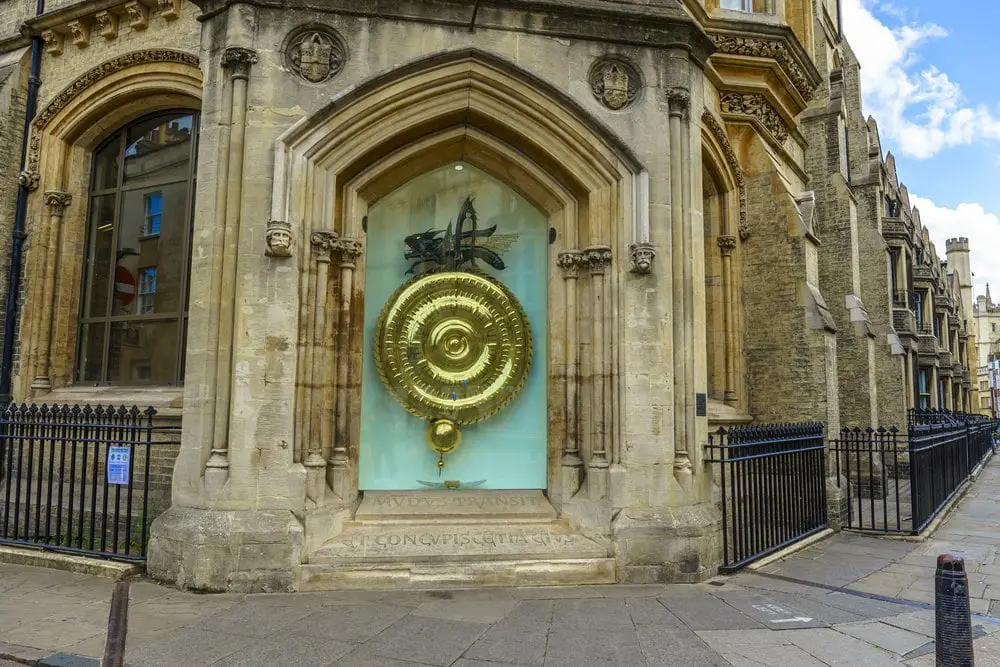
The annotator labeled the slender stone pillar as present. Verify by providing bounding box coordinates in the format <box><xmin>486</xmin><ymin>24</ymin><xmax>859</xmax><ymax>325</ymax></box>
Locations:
<box><xmin>30</xmin><ymin>191</ymin><xmax>72</xmax><ymax>394</ymax></box>
<box><xmin>205</xmin><ymin>46</ymin><xmax>257</xmax><ymax>491</ymax></box>
<box><xmin>931</xmin><ymin>365</ymin><xmax>940</xmax><ymax>409</ymax></box>
<box><xmin>585</xmin><ymin>245</ymin><xmax>612</xmax><ymax>500</ymax></box>
<box><xmin>718</xmin><ymin>235</ymin><xmax>737</xmax><ymax>405</ymax></box>
<box><xmin>305</xmin><ymin>231</ymin><xmax>338</xmax><ymax>503</ymax></box>
<box><xmin>329</xmin><ymin>238</ymin><xmax>362</xmax><ymax>500</ymax></box>
<box><xmin>557</xmin><ymin>250</ymin><xmax>585</xmax><ymax>500</ymax></box>
<box><xmin>668</xmin><ymin>87</ymin><xmax>693</xmax><ymax>485</ymax></box>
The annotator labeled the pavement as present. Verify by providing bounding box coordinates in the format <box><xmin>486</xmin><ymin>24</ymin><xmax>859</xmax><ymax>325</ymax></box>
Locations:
<box><xmin>1</xmin><ymin>455</ymin><xmax>1000</xmax><ymax>666</ymax></box>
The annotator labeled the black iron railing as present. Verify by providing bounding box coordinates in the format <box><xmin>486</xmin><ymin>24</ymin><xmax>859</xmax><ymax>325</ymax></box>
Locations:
<box><xmin>0</xmin><ymin>404</ymin><xmax>180</xmax><ymax>562</ymax></box>
<box><xmin>831</xmin><ymin>417</ymin><xmax>998</xmax><ymax>534</ymax></box>
<box><xmin>706</xmin><ymin>423</ymin><xmax>828</xmax><ymax>572</ymax></box>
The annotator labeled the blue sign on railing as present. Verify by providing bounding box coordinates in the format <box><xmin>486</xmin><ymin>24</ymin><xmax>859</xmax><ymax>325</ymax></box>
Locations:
<box><xmin>107</xmin><ymin>447</ymin><xmax>130</xmax><ymax>486</ymax></box>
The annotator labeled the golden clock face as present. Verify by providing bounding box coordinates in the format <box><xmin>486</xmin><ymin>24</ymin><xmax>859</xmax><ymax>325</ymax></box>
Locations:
<box><xmin>373</xmin><ymin>270</ymin><xmax>532</xmax><ymax>426</ymax></box>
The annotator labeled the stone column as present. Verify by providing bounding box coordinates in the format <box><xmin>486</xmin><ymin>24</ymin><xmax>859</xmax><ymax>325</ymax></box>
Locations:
<box><xmin>668</xmin><ymin>87</ymin><xmax>693</xmax><ymax>485</ymax></box>
<box><xmin>905</xmin><ymin>352</ymin><xmax>915</xmax><ymax>409</ymax></box>
<box><xmin>205</xmin><ymin>46</ymin><xmax>257</xmax><ymax>491</ymax></box>
<box><xmin>30</xmin><ymin>191</ymin><xmax>72</xmax><ymax>394</ymax></box>
<box><xmin>585</xmin><ymin>245</ymin><xmax>612</xmax><ymax>500</ymax></box>
<box><xmin>329</xmin><ymin>238</ymin><xmax>362</xmax><ymax>501</ymax></box>
<box><xmin>557</xmin><ymin>250</ymin><xmax>585</xmax><ymax>500</ymax></box>
<box><xmin>931</xmin><ymin>365</ymin><xmax>939</xmax><ymax>409</ymax></box>
<box><xmin>305</xmin><ymin>231</ymin><xmax>339</xmax><ymax>503</ymax></box>
<box><xmin>718</xmin><ymin>235</ymin><xmax>737</xmax><ymax>406</ymax></box>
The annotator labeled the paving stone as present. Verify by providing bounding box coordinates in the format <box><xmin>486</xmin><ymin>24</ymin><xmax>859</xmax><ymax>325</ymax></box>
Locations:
<box><xmin>748</xmin><ymin>589</ymin><xmax>869</xmax><ymax>625</ymax></box>
<box><xmin>209</xmin><ymin>633</ymin><xmax>355</xmax><ymax>667</ymax></box>
<box><xmin>813</xmin><ymin>591</ymin><xmax>914</xmax><ymax>619</ymax></box>
<box><xmin>708</xmin><ymin>589</ymin><xmax>827</xmax><ymax>629</ymax></box>
<box><xmin>880</xmin><ymin>610</ymin><xmax>937</xmax><ymax>637</ymax></box>
<box><xmin>624</xmin><ymin>596</ymin><xmax>685</xmax><ymax>628</ymax></box>
<box><xmin>0</xmin><ymin>641</ymin><xmax>51</xmax><ymax>663</ymax></box>
<box><xmin>38</xmin><ymin>654</ymin><xmax>100</xmax><ymax>667</ymax></box>
<box><xmin>544</xmin><ymin>599</ymin><xmax>644</xmax><ymax>667</ymax></box>
<box><xmin>453</xmin><ymin>660</ymin><xmax>537</xmax><ymax>667</ymax></box>
<box><xmin>127</xmin><ymin>627</ymin><xmax>255</xmax><ymax>667</ymax></box>
<box><xmin>835</xmin><ymin>620</ymin><xmax>931</xmax><ymax>654</ymax></box>
<box><xmin>366</xmin><ymin>615</ymin><xmax>488</xmax><ymax>667</ymax></box>
<box><xmin>198</xmin><ymin>601</ymin><xmax>318</xmax><ymax>638</ymax></box>
<box><xmin>721</xmin><ymin>644</ymin><xmax>827</xmax><ymax>667</ymax></box>
<box><xmin>331</xmin><ymin>646</ymin><xmax>435</xmax><ymax>667</ymax></box>
<box><xmin>1</xmin><ymin>619</ymin><xmax>106</xmax><ymax>653</ymax></box>
<box><xmin>413</xmin><ymin>594</ymin><xmax>518</xmax><ymax>624</ymax></box>
<box><xmin>786</xmin><ymin>628</ymin><xmax>904</xmax><ymax>666</ymax></box>
<box><xmin>293</xmin><ymin>602</ymin><xmax>412</xmax><ymax>643</ymax></box>
<box><xmin>464</xmin><ymin>600</ymin><xmax>551</xmax><ymax>666</ymax></box>
<box><xmin>635</xmin><ymin>626</ymin><xmax>728</xmax><ymax>667</ymax></box>
<box><xmin>657</xmin><ymin>591</ymin><xmax>764</xmax><ymax>630</ymax></box>
<box><xmin>695</xmin><ymin>629</ymin><xmax>791</xmax><ymax>650</ymax></box>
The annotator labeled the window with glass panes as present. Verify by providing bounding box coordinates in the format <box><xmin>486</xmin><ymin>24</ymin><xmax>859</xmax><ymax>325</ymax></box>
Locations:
<box><xmin>77</xmin><ymin>111</ymin><xmax>198</xmax><ymax>385</ymax></box>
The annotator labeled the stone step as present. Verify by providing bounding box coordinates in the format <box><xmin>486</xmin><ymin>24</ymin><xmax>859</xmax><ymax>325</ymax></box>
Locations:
<box><xmin>297</xmin><ymin>557</ymin><xmax>617</xmax><ymax>590</ymax></box>
<box><xmin>308</xmin><ymin>520</ymin><xmax>608</xmax><ymax>565</ymax></box>
<box><xmin>354</xmin><ymin>490</ymin><xmax>558</xmax><ymax>521</ymax></box>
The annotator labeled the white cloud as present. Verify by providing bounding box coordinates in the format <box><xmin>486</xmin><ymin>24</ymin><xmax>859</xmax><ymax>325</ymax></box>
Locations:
<box><xmin>843</xmin><ymin>0</ymin><xmax>1000</xmax><ymax>159</ymax></box>
<box><xmin>910</xmin><ymin>194</ymin><xmax>1000</xmax><ymax>302</ymax></box>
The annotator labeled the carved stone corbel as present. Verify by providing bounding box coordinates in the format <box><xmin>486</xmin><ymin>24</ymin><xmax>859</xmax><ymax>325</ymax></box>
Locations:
<box><xmin>629</xmin><ymin>242</ymin><xmax>655</xmax><ymax>274</ymax></box>
<box><xmin>667</xmin><ymin>87</ymin><xmax>691</xmax><ymax>119</ymax></box>
<box><xmin>95</xmin><ymin>12</ymin><xmax>119</xmax><ymax>40</ymax></box>
<box><xmin>124</xmin><ymin>2</ymin><xmax>148</xmax><ymax>30</ymax></box>
<box><xmin>41</xmin><ymin>29</ymin><xmax>63</xmax><ymax>56</ymax></box>
<box><xmin>265</xmin><ymin>220</ymin><xmax>293</xmax><ymax>258</ymax></box>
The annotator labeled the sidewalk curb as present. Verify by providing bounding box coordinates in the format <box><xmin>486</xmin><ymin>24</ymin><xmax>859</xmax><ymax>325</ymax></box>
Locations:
<box><xmin>0</xmin><ymin>545</ymin><xmax>142</xmax><ymax>579</ymax></box>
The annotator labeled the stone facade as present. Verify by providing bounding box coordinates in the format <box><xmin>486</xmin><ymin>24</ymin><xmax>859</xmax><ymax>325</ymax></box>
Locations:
<box><xmin>0</xmin><ymin>0</ymin><xmax>981</xmax><ymax>592</ymax></box>
<box><xmin>975</xmin><ymin>286</ymin><xmax>1000</xmax><ymax>416</ymax></box>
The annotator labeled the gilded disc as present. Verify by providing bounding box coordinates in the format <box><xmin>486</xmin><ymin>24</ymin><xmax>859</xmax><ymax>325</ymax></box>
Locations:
<box><xmin>373</xmin><ymin>270</ymin><xmax>532</xmax><ymax>425</ymax></box>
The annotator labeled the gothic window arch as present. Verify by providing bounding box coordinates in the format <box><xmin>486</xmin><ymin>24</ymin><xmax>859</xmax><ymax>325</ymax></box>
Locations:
<box><xmin>76</xmin><ymin>110</ymin><xmax>199</xmax><ymax>385</ymax></box>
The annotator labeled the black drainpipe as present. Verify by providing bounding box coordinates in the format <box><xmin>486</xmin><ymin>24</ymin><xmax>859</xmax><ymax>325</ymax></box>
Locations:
<box><xmin>1</xmin><ymin>0</ymin><xmax>46</xmax><ymax>405</ymax></box>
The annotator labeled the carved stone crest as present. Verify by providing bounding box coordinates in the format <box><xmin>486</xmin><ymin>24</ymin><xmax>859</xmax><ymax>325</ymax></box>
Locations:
<box><xmin>589</xmin><ymin>58</ymin><xmax>640</xmax><ymax>111</ymax></box>
<box><xmin>265</xmin><ymin>220</ymin><xmax>293</xmax><ymax>258</ymax></box>
<box><xmin>285</xmin><ymin>26</ymin><xmax>346</xmax><ymax>84</ymax></box>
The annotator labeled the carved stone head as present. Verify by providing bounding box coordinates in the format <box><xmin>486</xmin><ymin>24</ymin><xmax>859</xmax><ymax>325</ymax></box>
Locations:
<box><xmin>630</xmin><ymin>242</ymin><xmax>655</xmax><ymax>274</ymax></box>
<box><xmin>265</xmin><ymin>220</ymin><xmax>293</xmax><ymax>258</ymax></box>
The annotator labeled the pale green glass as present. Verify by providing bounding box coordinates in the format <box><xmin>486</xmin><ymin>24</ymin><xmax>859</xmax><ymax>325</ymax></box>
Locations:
<box><xmin>359</xmin><ymin>163</ymin><xmax>548</xmax><ymax>490</ymax></box>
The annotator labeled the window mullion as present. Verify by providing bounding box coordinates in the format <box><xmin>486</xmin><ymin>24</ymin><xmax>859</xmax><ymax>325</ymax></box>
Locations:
<box><xmin>100</xmin><ymin>133</ymin><xmax>128</xmax><ymax>383</ymax></box>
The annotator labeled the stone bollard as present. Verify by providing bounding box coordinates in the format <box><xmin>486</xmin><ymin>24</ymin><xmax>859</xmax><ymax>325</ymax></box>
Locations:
<box><xmin>102</xmin><ymin>579</ymin><xmax>131</xmax><ymax>667</ymax></box>
<box><xmin>936</xmin><ymin>554</ymin><xmax>974</xmax><ymax>667</ymax></box>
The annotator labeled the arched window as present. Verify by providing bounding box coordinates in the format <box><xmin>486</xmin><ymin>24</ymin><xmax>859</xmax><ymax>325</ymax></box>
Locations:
<box><xmin>76</xmin><ymin>111</ymin><xmax>199</xmax><ymax>385</ymax></box>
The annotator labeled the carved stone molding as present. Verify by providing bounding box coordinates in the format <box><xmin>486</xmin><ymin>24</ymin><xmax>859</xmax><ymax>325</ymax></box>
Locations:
<box><xmin>25</xmin><ymin>50</ymin><xmax>199</xmax><ymax>177</ymax></box>
<box><xmin>719</xmin><ymin>91</ymin><xmax>789</xmax><ymax>144</ymax></box>
<box><xmin>710</xmin><ymin>34</ymin><xmax>817</xmax><ymax>102</ymax></box>
<box><xmin>585</xmin><ymin>245</ymin><xmax>613</xmax><ymax>274</ymax></box>
<box><xmin>588</xmin><ymin>58</ymin><xmax>641</xmax><ymax>111</ymax></box>
<box><xmin>67</xmin><ymin>20</ymin><xmax>90</xmax><ymax>48</ymax></box>
<box><xmin>43</xmin><ymin>191</ymin><xmax>72</xmax><ymax>216</ymax></box>
<box><xmin>18</xmin><ymin>170</ymin><xmax>39</xmax><ymax>192</ymax></box>
<box><xmin>94</xmin><ymin>11</ymin><xmax>118</xmax><ymax>40</ymax></box>
<box><xmin>310</xmin><ymin>231</ymin><xmax>340</xmax><ymax>263</ymax></box>
<box><xmin>41</xmin><ymin>29</ymin><xmax>63</xmax><ymax>56</ymax></box>
<box><xmin>557</xmin><ymin>250</ymin><xmax>586</xmax><ymax>278</ymax></box>
<box><xmin>221</xmin><ymin>47</ymin><xmax>258</xmax><ymax>74</ymax></box>
<box><xmin>158</xmin><ymin>0</ymin><xmax>180</xmax><ymax>20</ymax></box>
<box><xmin>666</xmin><ymin>87</ymin><xmax>690</xmax><ymax>119</ymax></box>
<box><xmin>702</xmin><ymin>111</ymin><xmax>749</xmax><ymax>241</ymax></box>
<box><xmin>265</xmin><ymin>220</ymin><xmax>293</xmax><ymax>258</ymax></box>
<box><xmin>284</xmin><ymin>25</ymin><xmax>347</xmax><ymax>84</ymax></box>
<box><xmin>717</xmin><ymin>235</ymin><xmax>737</xmax><ymax>257</ymax></box>
<box><xmin>337</xmin><ymin>238</ymin><xmax>363</xmax><ymax>267</ymax></box>
<box><xmin>629</xmin><ymin>242</ymin><xmax>655</xmax><ymax>274</ymax></box>
<box><xmin>124</xmin><ymin>1</ymin><xmax>148</xmax><ymax>30</ymax></box>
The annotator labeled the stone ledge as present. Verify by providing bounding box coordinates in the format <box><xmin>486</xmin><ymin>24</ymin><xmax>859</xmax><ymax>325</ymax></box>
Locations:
<box><xmin>356</xmin><ymin>490</ymin><xmax>557</xmax><ymax>521</ymax></box>
<box><xmin>309</xmin><ymin>520</ymin><xmax>607</xmax><ymax>565</ymax></box>
<box><xmin>0</xmin><ymin>545</ymin><xmax>142</xmax><ymax>579</ymax></box>
<box><xmin>298</xmin><ymin>557</ymin><xmax>616</xmax><ymax>591</ymax></box>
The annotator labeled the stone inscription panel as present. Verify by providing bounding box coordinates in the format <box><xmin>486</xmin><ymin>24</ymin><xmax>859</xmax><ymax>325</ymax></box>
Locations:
<box><xmin>357</xmin><ymin>490</ymin><xmax>556</xmax><ymax>519</ymax></box>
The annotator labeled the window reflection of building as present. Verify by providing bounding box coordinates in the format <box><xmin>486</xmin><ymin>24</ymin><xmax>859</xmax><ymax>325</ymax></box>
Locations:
<box><xmin>77</xmin><ymin>111</ymin><xmax>198</xmax><ymax>385</ymax></box>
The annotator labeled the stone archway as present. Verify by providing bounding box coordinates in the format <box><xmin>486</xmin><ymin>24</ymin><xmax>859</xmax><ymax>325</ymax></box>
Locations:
<box><xmin>268</xmin><ymin>50</ymin><xmax>643</xmax><ymax>512</ymax></box>
<box><xmin>16</xmin><ymin>50</ymin><xmax>202</xmax><ymax>398</ymax></box>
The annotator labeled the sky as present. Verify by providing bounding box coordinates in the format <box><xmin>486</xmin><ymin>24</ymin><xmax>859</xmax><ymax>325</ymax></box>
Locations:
<box><xmin>841</xmin><ymin>0</ymin><xmax>1000</xmax><ymax>302</ymax></box>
